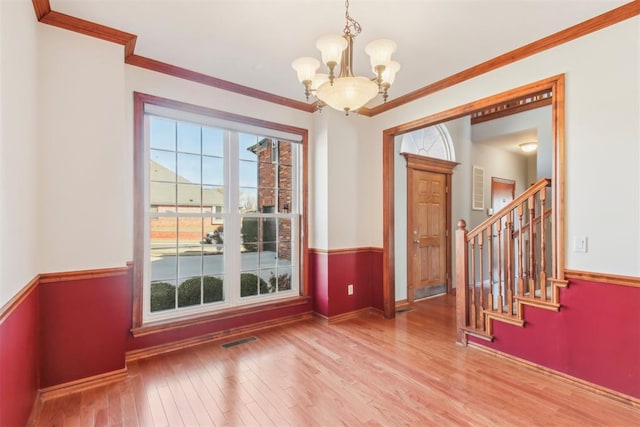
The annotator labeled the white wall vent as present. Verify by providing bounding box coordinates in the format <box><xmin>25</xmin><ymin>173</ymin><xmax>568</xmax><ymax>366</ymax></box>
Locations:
<box><xmin>472</xmin><ymin>166</ymin><xmax>485</xmax><ymax>211</ymax></box>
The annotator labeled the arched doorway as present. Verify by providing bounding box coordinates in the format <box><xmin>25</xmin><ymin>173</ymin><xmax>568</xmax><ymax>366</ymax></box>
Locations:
<box><xmin>394</xmin><ymin>125</ymin><xmax>457</xmax><ymax>303</ymax></box>
<box><xmin>381</xmin><ymin>75</ymin><xmax>565</xmax><ymax>318</ymax></box>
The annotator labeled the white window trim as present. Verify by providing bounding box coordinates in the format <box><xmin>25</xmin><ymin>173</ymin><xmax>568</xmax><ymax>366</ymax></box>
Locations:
<box><xmin>141</xmin><ymin>109</ymin><xmax>302</xmax><ymax>325</ymax></box>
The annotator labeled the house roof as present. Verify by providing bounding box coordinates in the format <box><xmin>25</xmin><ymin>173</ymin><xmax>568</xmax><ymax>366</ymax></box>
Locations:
<box><xmin>150</xmin><ymin>160</ymin><xmax>224</xmax><ymax>207</ymax></box>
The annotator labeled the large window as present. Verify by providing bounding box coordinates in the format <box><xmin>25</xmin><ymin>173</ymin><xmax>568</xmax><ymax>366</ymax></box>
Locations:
<box><xmin>135</xmin><ymin>95</ymin><xmax>305</xmax><ymax>325</ymax></box>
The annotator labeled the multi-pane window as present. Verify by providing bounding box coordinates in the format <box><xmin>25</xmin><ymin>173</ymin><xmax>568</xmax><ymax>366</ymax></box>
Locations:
<box><xmin>143</xmin><ymin>111</ymin><xmax>301</xmax><ymax>322</ymax></box>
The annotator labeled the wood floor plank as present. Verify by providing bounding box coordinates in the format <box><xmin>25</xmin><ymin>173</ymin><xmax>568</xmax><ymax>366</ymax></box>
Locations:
<box><xmin>33</xmin><ymin>295</ymin><xmax>640</xmax><ymax>426</ymax></box>
<box><xmin>145</xmin><ymin>382</ymin><xmax>169</xmax><ymax>426</ymax></box>
<box><xmin>156</xmin><ymin>383</ymin><xmax>184</xmax><ymax>426</ymax></box>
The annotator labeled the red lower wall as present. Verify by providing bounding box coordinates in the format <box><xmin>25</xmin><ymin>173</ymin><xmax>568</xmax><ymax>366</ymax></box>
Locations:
<box><xmin>310</xmin><ymin>249</ymin><xmax>384</xmax><ymax>317</ymax></box>
<box><xmin>7</xmin><ymin>258</ymin><xmax>636</xmax><ymax>422</ymax></box>
<box><xmin>469</xmin><ymin>278</ymin><xmax>640</xmax><ymax>398</ymax></box>
<box><xmin>0</xmin><ymin>283</ymin><xmax>39</xmax><ymax>427</ymax></box>
<box><xmin>39</xmin><ymin>273</ymin><xmax>132</xmax><ymax>388</ymax></box>
<box><xmin>37</xmin><ymin>267</ymin><xmax>313</xmax><ymax>378</ymax></box>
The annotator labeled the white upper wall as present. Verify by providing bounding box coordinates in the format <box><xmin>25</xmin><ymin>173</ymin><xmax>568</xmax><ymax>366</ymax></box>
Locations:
<box><xmin>2</xmin><ymin>7</ymin><xmax>638</xmax><ymax>306</ymax></box>
<box><xmin>38</xmin><ymin>25</ymin><xmax>128</xmax><ymax>274</ymax></box>
<box><xmin>359</xmin><ymin>16</ymin><xmax>640</xmax><ymax>277</ymax></box>
<box><xmin>0</xmin><ymin>0</ymin><xmax>40</xmax><ymax>306</ymax></box>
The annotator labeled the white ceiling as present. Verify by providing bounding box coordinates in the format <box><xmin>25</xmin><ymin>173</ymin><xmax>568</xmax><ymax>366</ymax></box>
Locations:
<box><xmin>51</xmin><ymin>0</ymin><xmax>628</xmax><ymax>107</ymax></box>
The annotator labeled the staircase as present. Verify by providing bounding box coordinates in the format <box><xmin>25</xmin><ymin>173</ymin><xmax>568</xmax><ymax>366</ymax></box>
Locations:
<box><xmin>455</xmin><ymin>178</ymin><xmax>568</xmax><ymax>343</ymax></box>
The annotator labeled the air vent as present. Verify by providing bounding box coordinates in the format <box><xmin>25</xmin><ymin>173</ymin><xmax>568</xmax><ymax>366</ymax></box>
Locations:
<box><xmin>221</xmin><ymin>336</ymin><xmax>258</xmax><ymax>349</ymax></box>
<box><xmin>472</xmin><ymin>165</ymin><xmax>485</xmax><ymax>210</ymax></box>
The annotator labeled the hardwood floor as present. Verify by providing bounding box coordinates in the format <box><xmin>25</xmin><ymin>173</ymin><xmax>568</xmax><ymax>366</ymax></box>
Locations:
<box><xmin>34</xmin><ymin>295</ymin><xmax>639</xmax><ymax>426</ymax></box>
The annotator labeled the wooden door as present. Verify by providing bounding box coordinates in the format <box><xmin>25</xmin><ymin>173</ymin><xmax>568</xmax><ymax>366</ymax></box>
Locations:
<box><xmin>491</xmin><ymin>177</ymin><xmax>515</xmax><ymax>213</ymax></box>
<box><xmin>408</xmin><ymin>168</ymin><xmax>448</xmax><ymax>301</ymax></box>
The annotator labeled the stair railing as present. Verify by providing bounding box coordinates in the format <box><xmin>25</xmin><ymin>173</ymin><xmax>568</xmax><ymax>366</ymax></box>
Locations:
<box><xmin>456</xmin><ymin>178</ymin><xmax>552</xmax><ymax>342</ymax></box>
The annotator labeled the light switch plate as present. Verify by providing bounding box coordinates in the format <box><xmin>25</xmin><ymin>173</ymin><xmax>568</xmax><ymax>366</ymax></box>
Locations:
<box><xmin>573</xmin><ymin>236</ymin><xmax>588</xmax><ymax>253</ymax></box>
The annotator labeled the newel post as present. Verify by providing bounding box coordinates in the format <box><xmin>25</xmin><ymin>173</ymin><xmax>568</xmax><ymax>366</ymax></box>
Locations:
<box><xmin>455</xmin><ymin>220</ymin><xmax>469</xmax><ymax>344</ymax></box>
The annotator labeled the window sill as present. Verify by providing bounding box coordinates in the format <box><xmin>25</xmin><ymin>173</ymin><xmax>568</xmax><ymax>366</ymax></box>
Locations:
<box><xmin>130</xmin><ymin>295</ymin><xmax>311</xmax><ymax>338</ymax></box>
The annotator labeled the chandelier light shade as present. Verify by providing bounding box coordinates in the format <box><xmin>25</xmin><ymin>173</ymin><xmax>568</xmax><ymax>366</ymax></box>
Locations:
<box><xmin>316</xmin><ymin>35</ymin><xmax>347</xmax><ymax>66</ymax></box>
<box><xmin>365</xmin><ymin>39</ymin><xmax>397</xmax><ymax>70</ymax></box>
<box><xmin>291</xmin><ymin>0</ymin><xmax>400</xmax><ymax>115</ymax></box>
<box><xmin>316</xmin><ymin>76</ymin><xmax>380</xmax><ymax>112</ymax></box>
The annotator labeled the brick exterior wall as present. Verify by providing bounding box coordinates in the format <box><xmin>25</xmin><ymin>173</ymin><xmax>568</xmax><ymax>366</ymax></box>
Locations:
<box><xmin>256</xmin><ymin>140</ymin><xmax>292</xmax><ymax>260</ymax></box>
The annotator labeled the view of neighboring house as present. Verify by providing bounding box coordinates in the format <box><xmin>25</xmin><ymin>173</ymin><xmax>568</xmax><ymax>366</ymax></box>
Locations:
<box><xmin>150</xmin><ymin>159</ymin><xmax>224</xmax><ymax>243</ymax></box>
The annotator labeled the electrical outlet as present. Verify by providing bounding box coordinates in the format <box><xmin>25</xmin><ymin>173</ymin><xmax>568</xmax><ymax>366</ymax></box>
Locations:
<box><xmin>573</xmin><ymin>236</ymin><xmax>588</xmax><ymax>253</ymax></box>
<box><xmin>347</xmin><ymin>284</ymin><xmax>354</xmax><ymax>295</ymax></box>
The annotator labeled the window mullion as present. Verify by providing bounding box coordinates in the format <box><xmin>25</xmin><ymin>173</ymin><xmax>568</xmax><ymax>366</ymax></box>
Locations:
<box><xmin>226</xmin><ymin>131</ymin><xmax>240</xmax><ymax>305</ymax></box>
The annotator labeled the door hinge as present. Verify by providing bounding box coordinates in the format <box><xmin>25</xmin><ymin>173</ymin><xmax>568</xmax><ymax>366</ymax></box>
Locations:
<box><xmin>446</xmin><ymin>186</ymin><xmax>449</xmax><ymax>193</ymax></box>
<box><xmin>446</xmin><ymin>229</ymin><xmax>449</xmax><ymax>237</ymax></box>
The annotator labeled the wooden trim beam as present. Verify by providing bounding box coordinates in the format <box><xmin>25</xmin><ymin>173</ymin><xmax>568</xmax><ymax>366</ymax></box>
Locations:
<box><xmin>0</xmin><ymin>275</ymin><xmax>39</xmax><ymax>325</ymax></box>
<box><xmin>126</xmin><ymin>55</ymin><xmax>316</xmax><ymax>112</ymax></box>
<box><xmin>38</xmin><ymin>11</ymin><xmax>137</xmax><ymax>57</ymax></box>
<box><xmin>126</xmin><ymin>312</ymin><xmax>313</xmax><ymax>362</ymax></box>
<box><xmin>365</xmin><ymin>1</ymin><xmax>640</xmax><ymax>116</ymax></box>
<box><xmin>565</xmin><ymin>269</ymin><xmax>640</xmax><ymax>288</ymax></box>
<box><xmin>471</xmin><ymin>93</ymin><xmax>553</xmax><ymax>124</ymax></box>
<box><xmin>39</xmin><ymin>266</ymin><xmax>130</xmax><ymax>284</ymax></box>
<box><xmin>31</xmin><ymin>0</ymin><xmax>50</xmax><ymax>20</ymax></box>
<box><xmin>403</xmin><ymin>154</ymin><xmax>459</xmax><ymax>175</ymax></box>
<box><xmin>313</xmin><ymin>307</ymin><xmax>383</xmax><ymax>324</ymax></box>
<box><xmin>30</xmin><ymin>1</ymin><xmax>639</xmax><ymax>115</ymax></box>
<box><xmin>131</xmin><ymin>296</ymin><xmax>311</xmax><ymax>338</ymax></box>
<box><xmin>39</xmin><ymin>368</ymin><xmax>128</xmax><ymax>401</ymax></box>
<box><xmin>308</xmin><ymin>247</ymin><xmax>384</xmax><ymax>255</ymax></box>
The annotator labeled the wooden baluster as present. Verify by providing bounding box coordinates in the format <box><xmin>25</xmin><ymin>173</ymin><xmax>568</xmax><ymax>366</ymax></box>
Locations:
<box><xmin>470</xmin><ymin>236</ymin><xmax>477</xmax><ymax>329</ymax></box>
<box><xmin>528</xmin><ymin>195</ymin><xmax>536</xmax><ymax>298</ymax></box>
<box><xmin>517</xmin><ymin>204</ymin><xmax>524</xmax><ymax>298</ymax></box>
<box><xmin>505</xmin><ymin>209</ymin><xmax>514</xmax><ymax>316</ymax></box>
<box><xmin>479</xmin><ymin>230</ymin><xmax>485</xmax><ymax>316</ymax></box>
<box><xmin>496</xmin><ymin>220</ymin><xmax>503</xmax><ymax>313</ymax></box>
<box><xmin>539</xmin><ymin>188</ymin><xmax>547</xmax><ymax>301</ymax></box>
<box><xmin>455</xmin><ymin>220</ymin><xmax>469</xmax><ymax>343</ymax></box>
<box><xmin>488</xmin><ymin>223</ymin><xmax>494</xmax><ymax>312</ymax></box>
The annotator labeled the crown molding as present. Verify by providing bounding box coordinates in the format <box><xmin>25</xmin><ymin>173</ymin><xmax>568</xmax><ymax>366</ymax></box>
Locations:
<box><xmin>365</xmin><ymin>0</ymin><xmax>640</xmax><ymax>116</ymax></box>
<box><xmin>31</xmin><ymin>1</ymin><xmax>639</xmax><ymax>115</ymax></box>
<box><xmin>125</xmin><ymin>55</ymin><xmax>315</xmax><ymax>112</ymax></box>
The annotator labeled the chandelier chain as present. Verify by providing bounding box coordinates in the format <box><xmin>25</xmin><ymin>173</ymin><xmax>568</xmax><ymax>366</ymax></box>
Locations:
<box><xmin>343</xmin><ymin>0</ymin><xmax>362</xmax><ymax>37</ymax></box>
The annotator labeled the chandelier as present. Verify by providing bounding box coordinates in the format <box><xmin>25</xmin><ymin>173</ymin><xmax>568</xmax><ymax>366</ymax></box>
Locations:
<box><xmin>291</xmin><ymin>0</ymin><xmax>400</xmax><ymax>115</ymax></box>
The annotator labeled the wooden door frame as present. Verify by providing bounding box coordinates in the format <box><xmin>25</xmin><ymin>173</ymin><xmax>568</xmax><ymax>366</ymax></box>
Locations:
<box><xmin>405</xmin><ymin>154</ymin><xmax>457</xmax><ymax>302</ymax></box>
<box><xmin>382</xmin><ymin>74</ymin><xmax>565</xmax><ymax>319</ymax></box>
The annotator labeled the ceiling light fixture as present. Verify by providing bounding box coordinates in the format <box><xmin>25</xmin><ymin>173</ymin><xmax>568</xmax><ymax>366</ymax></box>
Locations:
<box><xmin>292</xmin><ymin>0</ymin><xmax>400</xmax><ymax>115</ymax></box>
<box><xmin>519</xmin><ymin>142</ymin><xmax>538</xmax><ymax>153</ymax></box>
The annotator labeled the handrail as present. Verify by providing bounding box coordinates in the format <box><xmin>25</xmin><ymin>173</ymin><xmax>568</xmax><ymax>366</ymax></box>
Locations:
<box><xmin>456</xmin><ymin>176</ymin><xmax>554</xmax><ymax>343</ymax></box>
<box><xmin>467</xmin><ymin>178</ymin><xmax>551</xmax><ymax>240</ymax></box>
